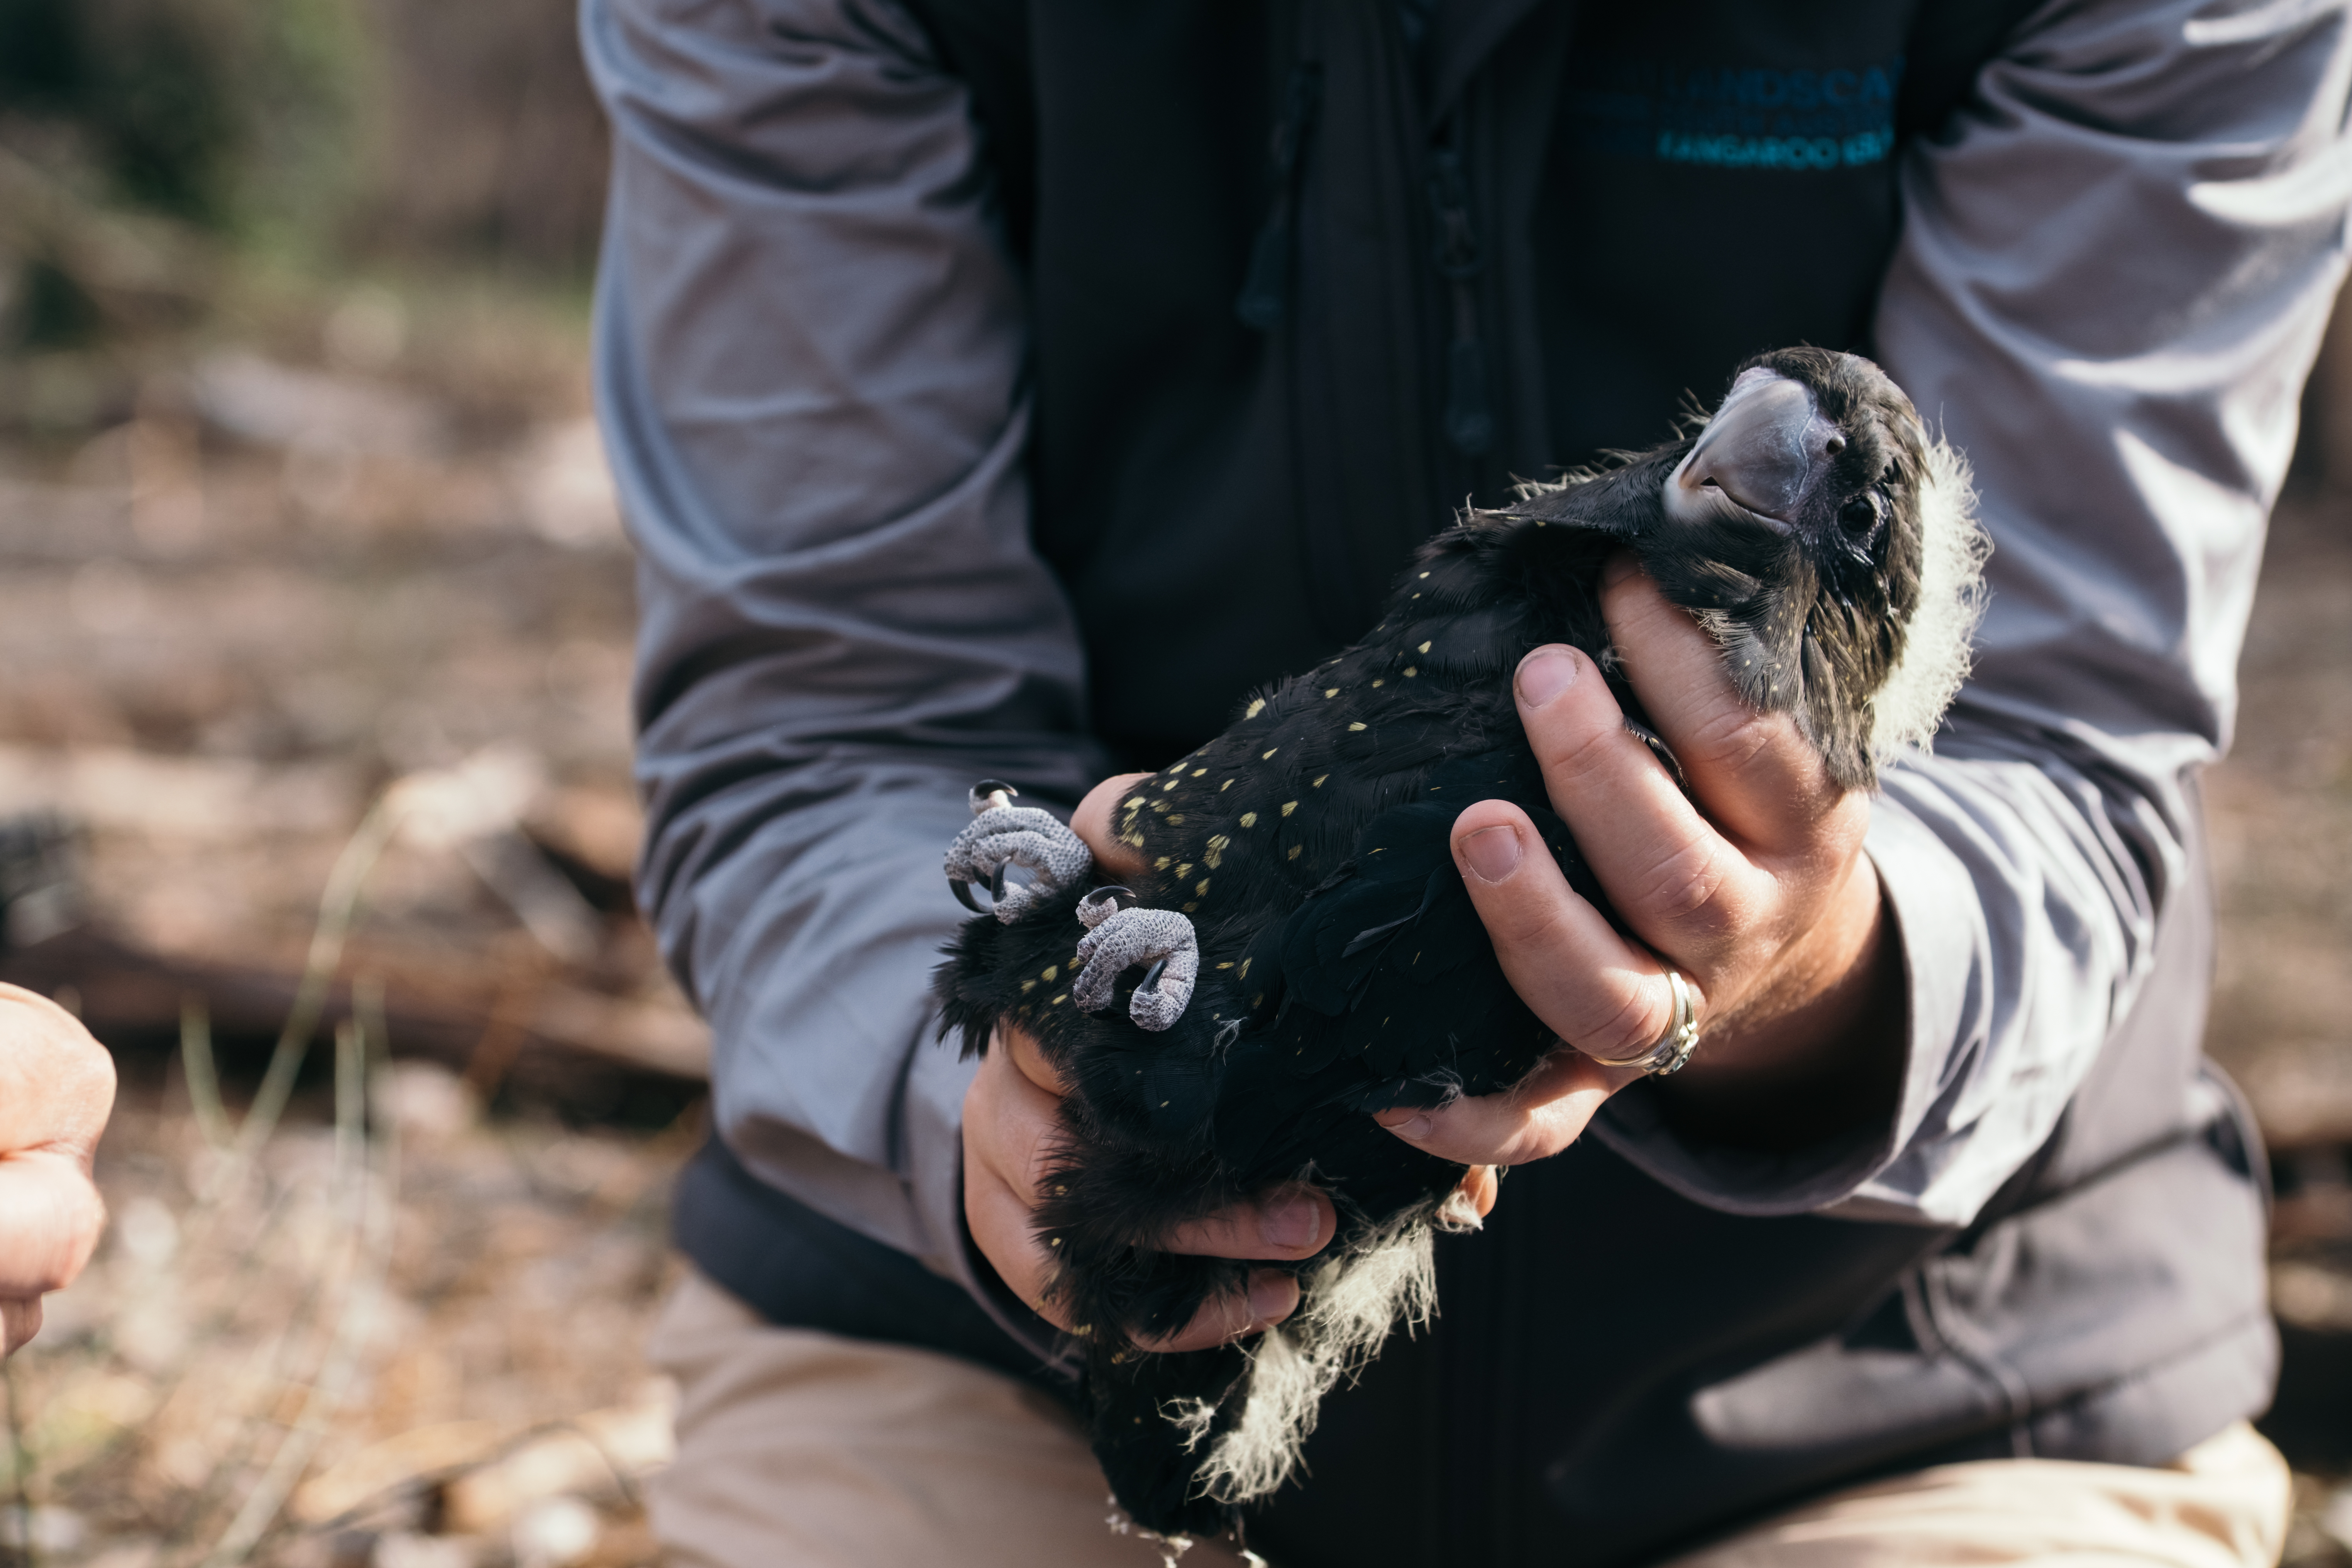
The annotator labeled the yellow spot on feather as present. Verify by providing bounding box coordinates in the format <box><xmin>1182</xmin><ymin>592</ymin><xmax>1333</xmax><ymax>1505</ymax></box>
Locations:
<box><xmin>1281</xmin><ymin>801</ymin><xmax>1297</xmax><ymax>816</ymax></box>
<box><xmin>1348</xmin><ymin>722</ymin><xmax>1367</xmax><ymax>732</ymax></box>
<box><xmin>1245</xmin><ymin>698</ymin><xmax>1266</xmax><ymax>719</ymax></box>
<box><xmin>1239</xmin><ymin>812</ymin><xmax>1258</xmax><ymax>828</ymax></box>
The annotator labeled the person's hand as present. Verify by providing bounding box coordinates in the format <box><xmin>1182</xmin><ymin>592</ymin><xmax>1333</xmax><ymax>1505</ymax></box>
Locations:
<box><xmin>963</xmin><ymin>1018</ymin><xmax>1341</xmax><ymax>1350</ymax></box>
<box><xmin>1375</xmin><ymin>553</ymin><xmax>1903</xmax><ymax>1167</ymax></box>
<box><xmin>0</xmin><ymin>984</ymin><xmax>115</xmax><ymax>1354</ymax></box>
<box><xmin>959</xmin><ymin>778</ymin><xmax>1499</xmax><ymax>1351</ymax></box>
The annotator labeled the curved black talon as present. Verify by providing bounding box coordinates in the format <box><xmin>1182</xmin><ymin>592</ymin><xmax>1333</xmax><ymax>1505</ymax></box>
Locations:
<box><xmin>1078</xmin><ymin>885</ymin><xmax>1140</xmax><ymax>926</ymax></box>
<box><xmin>1138</xmin><ymin>956</ymin><xmax>1170</xmax><ymax>996</ymax></box>
<box><xmin>950</xmin><ymin>862</ymin><xmax>1014</xmax><ymax>914</ymax></box>
<box><xmin>969</xmin><ymin>779</ymin><xmax>1020</xmax><ymax>816</ymax></box>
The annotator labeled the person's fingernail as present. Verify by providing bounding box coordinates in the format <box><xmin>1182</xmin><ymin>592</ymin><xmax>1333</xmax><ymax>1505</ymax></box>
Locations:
<box><xmin>1261</xmin><ymin>1192</ymin><xmax>1318</xmax><ymax>1250</ymax></box>
<box><xmin>1516</xmin><ymin>647</ymin><xmax>1578</xmax><ymax>707</ymax></box>
<box><xmin>1248</xmin><ymin>1271</ymin><xmax>1298</xmax><ymax>1324</ymax></box>
<box><xmin>1461</xmin><ymin>825</ymin><xmax>1523</xmax><ymax>883</ymax></box>
<box><xmin>1385</xmin><ymin>1113</ymin><xmax>1433</xmax><ymax>1142</ymax></box>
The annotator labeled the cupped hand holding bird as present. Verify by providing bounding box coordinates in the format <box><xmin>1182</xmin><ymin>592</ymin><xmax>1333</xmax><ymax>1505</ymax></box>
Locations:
<box><xmin>1395</xmin><ymin>552</ymin><xmax>1905</xmax><ymax>1168</ymax></box>
<box><xmin>963</xmin><ymin>551</ymin><xmax>1903</xmax><ymax>1352</ymax></box>
<box><xmin>966</xmin><ymin>798</ymin><xmax>1493</xmax><ymax>1353</ymax></box>
<box><xmin>965</xmin><ymin>1016</ymin><xmax>1348</xmax><ymax>1351</ymax></box>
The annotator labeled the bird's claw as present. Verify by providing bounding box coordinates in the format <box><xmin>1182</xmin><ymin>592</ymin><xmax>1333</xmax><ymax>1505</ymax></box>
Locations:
<box><xmin>1074</xmin><ymin>903</ymin><xmax>1199</xmax><ymax>1031</ymax></box>
<box><xmin>1621</xmin><ymin>719</ymin><xmax>1689</xmax><ymax>794</ymax></box>
<box><xmin>944</xmin><ymin>781</ymin><xmax>1094</xmax><ymax>924</ymax></box>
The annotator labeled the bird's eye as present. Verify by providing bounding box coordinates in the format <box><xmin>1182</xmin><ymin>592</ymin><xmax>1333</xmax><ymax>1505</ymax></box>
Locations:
<box><xmin>1839</xmin><ymin>493</ymin><xmax>1883</xmax><ymax>535</ymax></box>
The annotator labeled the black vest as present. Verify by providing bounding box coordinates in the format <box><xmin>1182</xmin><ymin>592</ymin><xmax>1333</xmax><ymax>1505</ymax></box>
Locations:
<box><xmin>677</xmin><ymin>3</ymin><xmax>2278</xmax><ymax>1562</ymax></box>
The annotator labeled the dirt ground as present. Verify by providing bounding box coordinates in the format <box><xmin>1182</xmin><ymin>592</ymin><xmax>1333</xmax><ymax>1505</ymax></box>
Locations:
<box><xmin>0</xmin><ymin>284</ymin><xmax>2347</xmax><ymax>1565</ymax></box>
<box><xmin>0</xmin><ymin>287</ymin><xmax>696</xmax><ymax>1568</ymax></box>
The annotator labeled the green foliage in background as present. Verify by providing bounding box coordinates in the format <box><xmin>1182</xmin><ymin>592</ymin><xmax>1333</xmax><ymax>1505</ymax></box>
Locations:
<box><xmin>0</xmin><ymin>0</ymin><xmax>368</xmax><ymax>365</ymax></box>
<box><xmin>0</xmin><ymin>0</ymin><xmax>605</xmax><ymax>384</ymax></box>
<box><xmin>0</xmin><ymin>0</ymin><xmax>362</xmax><ymax>236</ymax></box>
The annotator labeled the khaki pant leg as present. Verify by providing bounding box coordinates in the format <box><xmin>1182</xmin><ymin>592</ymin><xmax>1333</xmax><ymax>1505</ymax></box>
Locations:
<box><xmin>1662</xmin><ymin>1422</ymin><xmax>2293</xmax><ymax>1568</ymax></box>
<box><xmin>643</xmin><ymin>1267</ymin><xmax>1254</xmax><ymax>1568</ymax></box>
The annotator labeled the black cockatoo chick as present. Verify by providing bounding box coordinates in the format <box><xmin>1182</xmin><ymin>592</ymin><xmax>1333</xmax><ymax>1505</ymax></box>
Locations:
<box><xmin>933</xmin><ymin>348</ymin><xmax>1987</xmax><ymax>1541</ymax></box>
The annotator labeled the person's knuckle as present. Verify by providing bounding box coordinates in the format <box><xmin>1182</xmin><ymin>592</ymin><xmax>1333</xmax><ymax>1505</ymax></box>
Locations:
<box><xmin>1487</xmin><ymin>887</ymin><xmax>1573</xmax><ymax>957</ymax></box>
<box><xmin>1442</xmin><ymin>1102</ymin><xmax>1525</xmax><ymax>1166</ymax></box>
<box><xmin>1495</xmin><ymin>1126</ymin><xmax>1554</xmax><ymax>1166</ymax></box>
<box><xmin>1576</xmin><ymin>981</ymin><xmax>1668</xmax><ymax>1063</ymax></box>
<box><xmin>1538</xmin><ymin>709</ymin><xmax>1620</xmax><ymax>785</ymax></box>
<box><xmin>1686</xmin><ymin>701</ymin><xmax>1786</xmax><ymax>774</ymax></box>
<box><xmin>1628</xmin><ymin>835</ymin><xmax>1729</xmax><ymax>925</ymax></box>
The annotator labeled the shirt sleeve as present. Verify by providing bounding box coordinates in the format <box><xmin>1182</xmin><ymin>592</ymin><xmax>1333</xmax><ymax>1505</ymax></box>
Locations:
<box><xmin>583</xmin><ymin>0</ymin><xmax>1105</xmax><ymax>1329</ymax></box>
<box><xmin>1592</xmin><ymin>0</ymin><xmax>2352</xmax><ymax>1223</ymax></box>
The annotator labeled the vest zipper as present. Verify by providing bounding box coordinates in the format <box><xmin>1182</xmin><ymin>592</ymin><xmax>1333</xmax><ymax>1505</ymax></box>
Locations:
<box><xmin>1234</xmin><ymin>60</ymin><xmax>1325</xmax><ymax>331</ymax></box>
<box><xmin>1426</xmin><ymin>115</ymin><xmax>1493</xmax><ymax>457</ymax></box>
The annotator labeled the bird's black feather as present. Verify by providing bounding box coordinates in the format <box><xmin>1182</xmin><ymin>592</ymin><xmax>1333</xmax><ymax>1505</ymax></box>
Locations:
<box><xmin>931</xmin><ymin>348</ymin><xmax>1978</xmax><ymax>1539</ymax></box>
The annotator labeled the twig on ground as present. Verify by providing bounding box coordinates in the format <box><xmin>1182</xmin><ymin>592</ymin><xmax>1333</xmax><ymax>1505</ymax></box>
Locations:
<box><xmin>180</xmin><ymin>997</ymin><xmax>231</xmax><ymax>1153</ymax></box>
<box><xmin>199</xmin><ymin>1024</ymin><xmax>402</xmax><ymax>1568</ymax></box>
<box><xmin>220</xmin><ymin>794</ymin><xmax>401</xmax><ymax>1189</ymax></box>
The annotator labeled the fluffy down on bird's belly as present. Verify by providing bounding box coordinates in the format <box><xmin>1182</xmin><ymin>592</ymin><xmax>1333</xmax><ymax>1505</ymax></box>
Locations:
<box><xmin>930</xmin><ymin>347</ymin><xmax>1988</xmax><ymax>1541</ymax></box>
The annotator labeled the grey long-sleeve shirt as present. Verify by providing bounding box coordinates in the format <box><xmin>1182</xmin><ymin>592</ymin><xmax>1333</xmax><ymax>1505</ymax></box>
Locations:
<box><xmin>586</xmin><ymin>0</ymin><xmax>2352</xmax><ymax>1339</ymax></box>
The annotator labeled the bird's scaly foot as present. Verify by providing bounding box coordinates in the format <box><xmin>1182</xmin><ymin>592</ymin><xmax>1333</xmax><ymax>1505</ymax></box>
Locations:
<box><xmin>1073</xmin><ymin>886</ymin><xmax>1199</xmax><ymax>1032</ymax></box>
<box><xmin>944</xmin><ymin>780</ymin><xmax>1094</xmax><ymax>924</ymax></box>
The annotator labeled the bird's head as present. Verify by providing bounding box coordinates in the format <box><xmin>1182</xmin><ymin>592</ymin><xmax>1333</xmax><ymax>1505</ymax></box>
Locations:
<box><xmin>1516</xmin><ymin>348</ymin><xmax>1986</xmax><ymax>791</ymax></box>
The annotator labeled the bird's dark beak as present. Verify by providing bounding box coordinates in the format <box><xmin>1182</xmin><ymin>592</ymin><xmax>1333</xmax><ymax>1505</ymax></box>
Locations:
<box><xmin>1666</xmin><ymin>369</ymin><xmax>1846</xmax><ymax>532</ymax></box>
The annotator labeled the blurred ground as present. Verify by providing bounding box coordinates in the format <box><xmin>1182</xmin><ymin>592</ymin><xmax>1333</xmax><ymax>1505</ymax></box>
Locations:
<box><xmin>1</xmin><ymin>3</ymin><xmax>703</xmax><ymax>1560</ymax></box>
<box><xmin>0</xmin><ymin>4</ymin><xmax>2350</xmax><ymax>1561</ymax></box>
<box><xmin>0</xmin><ymin>278</ymin><xmax>699</xmax><ymax>1568</ymax></box>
